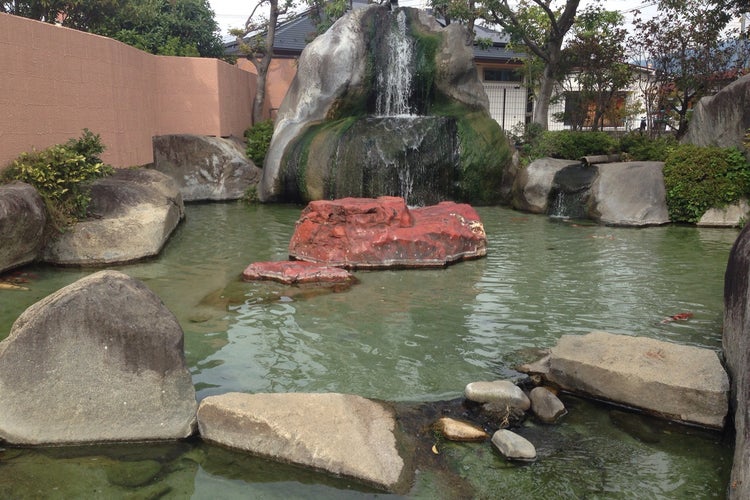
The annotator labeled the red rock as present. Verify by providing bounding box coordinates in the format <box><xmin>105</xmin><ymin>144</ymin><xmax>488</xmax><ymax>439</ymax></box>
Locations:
<box><xmin>288</xmin><ymin>197</ymin><xmax>487</xmax><ymax>269</ymax></box>
<box><xmin>242</xmin><ymin>261</ymin><xmax>355</xmax><ymax>285</ymax></box>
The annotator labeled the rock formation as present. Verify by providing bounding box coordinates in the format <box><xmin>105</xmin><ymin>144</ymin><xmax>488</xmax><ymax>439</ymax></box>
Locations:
<box><xmin>0</xmin><ymin>182</ymin><xmax>46</xmax><ymax>274</ymax></box>
<box><xmin>242</xmin><ymin>260</ymin><xmax>356</xmax><ymax>285</ymax></box>
<box><xmin>151</xmin><ymin>135</ymin><xmax>261</xmax><ymax>201</ymax></box>
<box><xmin>0</xmin><ymin>270</ymin><xmax>197</xmax><ymax>445</ymax></box>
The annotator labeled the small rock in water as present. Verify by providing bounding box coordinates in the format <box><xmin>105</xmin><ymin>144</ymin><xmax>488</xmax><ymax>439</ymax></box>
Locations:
<box><xmin>434</xmin><ymin>417</ymin><xmax>488</xmax><ymax>442</ymax></box>
<box><xmin>491</xmin><ymin>429</ymin><xmax>537</xmax><ymax>462</ymax></box>
<box><xmin>465</xmin><ymin>380</ymin><xmax>530</xmax><ymax>410</ymax></box>
<box><xmin>529</xmin><ymin>386</ymin><xmax>567</xmax><ymax>423</ymax></box>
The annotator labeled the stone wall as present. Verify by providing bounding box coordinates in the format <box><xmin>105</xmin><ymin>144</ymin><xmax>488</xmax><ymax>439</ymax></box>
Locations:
<box><xmin>0</xmin><ymin>13</ymin><xmax>256</xmax><ymax>168</ymax></box>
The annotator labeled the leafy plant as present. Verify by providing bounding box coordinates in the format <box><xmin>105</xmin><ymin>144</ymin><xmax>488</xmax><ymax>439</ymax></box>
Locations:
<box><xmin>244</xmin><ymin>120</ymin><xmax>275</xmax><ymax>167</ymax></box>
<box><xmin>663</xmin><ymin>144</ymin><xmax>750</xmax><ymax>222</ymax></box>
<box><xmin>526</xmin><ymin>130</ymin><xmax>618</xmax><ymax>161</ymax></box>
<box><xmin>1</xmin><ymin>129</ymin><xmax>114</xmax><ymax>229</ymax></box>
<box><xmin>619</xmin><ymin>131</ymin><xmax>677</xmax><ymax>161</ymax></box>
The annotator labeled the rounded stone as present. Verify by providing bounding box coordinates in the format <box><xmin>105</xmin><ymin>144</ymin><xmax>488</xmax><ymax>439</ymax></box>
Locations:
<box><xmin>491</xmin><ymin>429</ymin><xmax>536</xmax><ymax>461</ymax></box>
<box><xmin>464</xmin><ymin>380</ymin><xmax>531</xmax><ymax>410</ymax></box>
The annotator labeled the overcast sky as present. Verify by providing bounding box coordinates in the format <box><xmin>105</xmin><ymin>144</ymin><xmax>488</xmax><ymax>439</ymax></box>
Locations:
<box><xmin>208</xmin><ymin>0</ymin><xmax>659</xmax><ymax>40</ymax></box>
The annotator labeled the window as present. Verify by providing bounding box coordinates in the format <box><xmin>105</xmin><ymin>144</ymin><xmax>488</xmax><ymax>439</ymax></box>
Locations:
<box><xmin>483</xmin><ymin>68</ymin><xmax>521</xmax><ymax>82</ymax></box>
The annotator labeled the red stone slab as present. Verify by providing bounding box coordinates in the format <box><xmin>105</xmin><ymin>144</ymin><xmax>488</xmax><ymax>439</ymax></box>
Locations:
<box><xmin>288</xmin><ymin>196</ymin><xmax>487</xmax><ymax>269</ymax></box>
<box><xmin>242</xmin><ymin>260</ymin><xmax>355</xmax><ymax>285</ymax></box>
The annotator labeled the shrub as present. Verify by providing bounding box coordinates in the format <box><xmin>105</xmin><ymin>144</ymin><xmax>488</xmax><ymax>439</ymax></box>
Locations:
<box><xmin>244</xmin><ymin>120</ymin><xmax>275</xmax><ymax>166</ymax></box>
<box><xmin>619</xmin><ymin>132</ymin><xmax>677</xmax><ymax>161</ymax></box>
<box><xmin>1</xmin><ymin>129</ymin><xmax>114</xmax><ymax>229</ymax></box>
<box><xmin>663</xmin><ymin>144</ymin><xmax>750</xmax><ymax>223</ymax></box>
<box><xmin>527</xmin><ymin>130</ymin><xmax>618</xmax><ymax>161</ymax></box>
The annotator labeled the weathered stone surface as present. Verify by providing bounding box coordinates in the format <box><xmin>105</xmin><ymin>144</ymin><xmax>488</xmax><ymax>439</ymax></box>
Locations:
<box><xmin>0</xmin><ymin>181</ymin><xmax>46</xmax><ymax>273</ymax></box>
<box><xmin>479</xmin><ymin>402</ymin><xmax>527</xmax><ymax>429</ymax></box>
<box><xmin>587</xmin><ymin>162</ymin><xmax>670</xmax><ymax>226</ymax></box>
<box><xmin>434</xmin><ymin>417</ymin><xmax>488</xmax><ymax>442</ymax></box>
<box><xmin>529</xmin><ymin>386</ymin><xmax>566</xmax><ymax>423</ymax></box>
<box><xmin>242</xmin><ymin>260</ymin><xmax>355</xmax><ymax>285</ymax></box>
<box><xmin>698</xmin><ymin>199</ymin><xmax>749</xmax><ymax>227</ymax></box>
<box><xmin>512</xmin><ymin>158</ymin><xmax>579</xmax><ymax>214</ymax></box>
<box><xmin>151</xmin><ymin>135</ymin><xmax>261</xmax><ymax>201</ymax></box>
<box><xmin>546</xmin><ymin>331</ymin><xmax>729</xmax><ymax>428</ymax></box>
<box><xmin>464</xmin><ymin>380</ymin><xmax>530</xmax><ymax>410</ymax></box>
<box><xmin>196</xmin><ymin>392</ymin><xmax>407</xmax><ymax>492</ymax></box>
<box><xmin>0</xmin><ymin>270</ymin><xmax>197</xmax><ymax>445</ymax></box>
<box><xmin>288</xmin><ymin>197</ymin><xmax>487</xmax><ymax>269</ymax></box>
<box><xmin>723</xmin><ymin>222</ymin><xmax>750</xmax><ymax>498</ymax></box>
<box><xmin>682</xmin><ymin>73</ymin><xmax>750</xmax><ymax>152</ymax></box>
<box><xmin>41</xmin><ymin>168</ymin><xmax>184</xmax><ymax>265</ymax></box>
<box><xmin>491</xmin><ymin>430</ymin><xmax>536</xmax><ymax>461</ymax></box>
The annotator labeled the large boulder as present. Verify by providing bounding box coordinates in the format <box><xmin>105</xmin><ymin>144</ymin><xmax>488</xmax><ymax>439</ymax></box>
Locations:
<box><xmin>587</xmin><ymin>162</ymin><xmax>670</xmax><ymax>226</ymax></box>
<box><xmin>512</xmin><ymin>158</ymin><xmax>579</xmax><ymax>214</ymax></box>
<box><xmin>196</xmin><ymin>392</ymin><xmax>408</xmax><ymax>492</ymax></box>
<box><xmin>723</xmin><ymin>223</ymin><xmax>750</xmax><ymax>498</ymax></box>
<box><xmin>0</xmin><ymin>270</ymin><xmax>197</xmax><ymax>445</ymax></box>
<box><xmin>543</xmin><ymin>331</ymin><xmax>729</xmax><ymax>429</ymax></box>
<box><xmin>0</xmin><ymin>181</ymin><xmax>46</xmax><ymax>273</ymax></box>
<box><xmin>151</xmin><ymin>135</ymin><xmax>261</xmax><ymax>201</ymax></box>
<box><xmin>288</xmin><ymin>196</ymin><xmax>487</xmax><ymax>268</ymax></box>
<box><xmin>682</xmin><ymin>73</ymin><xmax>750</xmax><ymax>153</ymax></box>
<box><xmin>41</xmin><ymin>168</ymin><xmax>184</xmax><ymax>266</ymax></box>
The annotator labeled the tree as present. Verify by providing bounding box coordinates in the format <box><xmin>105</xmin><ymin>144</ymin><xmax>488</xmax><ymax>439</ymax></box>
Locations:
<box><xmin>2</xmin><ymin>0</ymin><xmax>225</xmax><ymax>58</ymax></box>
<box><xmin>564</xmin><ymin>6</ymin><xmax>632</xmax><ymax>131</ymax></box>
<box><xmin>483</xmin><ymin>0</ymin><xmax>580</xmax><ymax>130</ymax></box>
<box><xmin>630</xmin><ymin>0</ymin><xmax>750</xmax><ymax>138</ymax></box>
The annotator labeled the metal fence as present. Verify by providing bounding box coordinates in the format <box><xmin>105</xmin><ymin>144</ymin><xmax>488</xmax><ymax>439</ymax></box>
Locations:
<box><xmin>483</xmin><ymin>82</ymin><xmax>528</xmax><ymax>133</ymax></box>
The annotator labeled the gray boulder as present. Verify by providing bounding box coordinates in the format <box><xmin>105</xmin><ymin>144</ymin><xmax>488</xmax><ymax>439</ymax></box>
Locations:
<box><xmin>697</xmin><ymin>199</ymin><xmax>749</xmax><ymax>227</ymax></box>
<box><xmin>545</xmin><ymin>331</ymin><xmax>729</xmax><ymax>429</ymax></box>
<box><xmin>491</xmin><ymin>429</ymin><xmax>536</xmax><ymax>461</ymax></box>
<box><xmin>41</xmin><ymin>168</ymin><xmax>184</xmax><ymax>265</ymax></box>
<box><xmin>529</xmin><ymin>386</ymin><xmax>566</xmax><ymax>423</ymax></box>
<box><xmin>197</xmin><ymin>392</ymin><xmax>407</xmax><ymax>492</ymax></box>
<box><xmin>587</xmin><ymin>162</ymin><xmax>670</xmax><ymax>226</ymax></box>
<box><xmin>682</xmin><ymin>73</ymin><xmax>750</xmax><ymax>152</ymax></box>
<box><xmin>723</xmin><ymin>223</ymin><xmax>750</xmax><ymax>498</ymax></box>
<box><xmin>512</xmin><ymin>158</ymin><xmax>579</xmax><ymax>214</ymax></box>
<box><xmin>0</xmin><ymin>182</ymin><xmax>46</xmax><ymax>273</ymax></box>
<box><xmin>0</xmin><ymin>270</ymin><xmax>197</xmax><ymax>445</ymax></box>
<box><xmin>151</xmin><ymin>135</ymin><xmax>261</xmax><ymax>201</ymax></box>
<box><xmin>465</xmin><ymin>380</ymin><xmax>530</xmax><ymax>410</ymax></box>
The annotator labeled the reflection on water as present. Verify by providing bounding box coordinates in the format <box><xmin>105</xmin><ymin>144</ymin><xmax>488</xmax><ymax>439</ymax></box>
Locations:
<box><xmin>0</xmin><ymin>202</ymin><xmax>737</xmax><ymax>497</ymax></box>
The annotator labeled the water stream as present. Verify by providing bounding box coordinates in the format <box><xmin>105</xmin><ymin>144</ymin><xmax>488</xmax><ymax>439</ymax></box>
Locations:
<box><xmin>0</xmin><ymin>203</ymin><xmax>736</xmax><ymax>498</ymax></box>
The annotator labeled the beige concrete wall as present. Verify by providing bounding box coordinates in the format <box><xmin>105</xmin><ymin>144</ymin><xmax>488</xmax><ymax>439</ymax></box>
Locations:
<box><xmin>237</xmin><ymin>58</ymin><xmax>297</xmax><ymax>119</ymax></box>
<box><xmin>0</xmin><ymin>13</ymin><xmax>256</xmax><ymax>168</ymax></box>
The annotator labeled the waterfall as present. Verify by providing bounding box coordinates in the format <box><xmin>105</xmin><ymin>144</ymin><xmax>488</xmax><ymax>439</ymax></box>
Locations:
<box><xmin>376</xmin><ymin>10</ymin><xmax>415</xmax><ymax>117</ymax></box>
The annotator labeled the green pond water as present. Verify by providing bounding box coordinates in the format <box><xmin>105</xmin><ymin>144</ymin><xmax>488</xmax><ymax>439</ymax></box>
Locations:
<box><xmin>0</xmin><ymin>202</ymin><xmax>737</xmax><ymax>498</ymax></box>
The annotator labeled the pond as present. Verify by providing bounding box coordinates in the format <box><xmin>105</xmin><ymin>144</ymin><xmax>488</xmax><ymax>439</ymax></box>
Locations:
<box><xmin>0</xmin><ymin>202</ymin><xmax>737</xmax><ymax>498</ymax></box>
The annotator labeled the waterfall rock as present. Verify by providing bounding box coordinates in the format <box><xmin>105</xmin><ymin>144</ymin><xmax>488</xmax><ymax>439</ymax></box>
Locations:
<box><xmin>0</xmin><ymin>182</ymin><xmax>46</xmax><ymax>274</ymax></box>
<box><xmin>434</xmin><ymin>417</ymin><xmax>489</xmax><ymax>442</ymax></box>
<box><xmin>196</xmin><ymin>392</ymin><xmax>408</xmax><ymax>492</ymax></box>
<box><xmin>491</xmin><ymin>430</ymin><xmax>537</xmax><ymax>461</ymax></box>
<box><xmin>0</xmin><ymin>270</ymin><xmax>197</xmax><ymax>445</ymax></box>
<box><xmin>41</xmin><ymin>168</ymin><xmax>184</xmax><ymax>266</ymax></box>
<box><xmin>512</xmin><ymin>158</ymin><xmax>579</xmax><ymax>214</ymax></box>
<box><xmin>548</xmin><ymin>163</ymin><xmax>598</xmax><ymax>219</ymax></box>
<box><xmin>529</xmin><ymin>387</ymin><xmax>566</xmax><ymax>424</ymax></box>
<box><xmin>260</xmin><ymin>5</ymin><xmax>511</xmax><ymax>205</ymax></box>
<box><xmin>723</xmin><ymin>223</ymin><xmax>750</xmax><ymax>498</ymax></box>
<box><xmin>287</xmin><ymin>197</ymin><xmax>487</xmax><ymax>269</ymax></box>
<box><xmin>242</xmin><ymin>260</ymin><xmax>355</xmax><ymax>286</ymax></box>
<box><xmin>587</xmin><ymin>162</ymin><xmax>670</xmax><ymax>226</ymax></box>
<box><xmin>545</xmin><ymin>331</ymin><xmax>729</xmax><ymax>429</ymax></box>
<box><xmin>464</xmin><ymin>380</ymin><xmax>531</xmax><ymax>410</ymax></box>
<box><xmin>151</xmin><ymin>134</ymin><xmax>261</xmax><ymax>201</ymax></box>
<box><xmin>682</xmin><ymin>73</ymin><xmax>750</xmax><ymax>152</ymax></box>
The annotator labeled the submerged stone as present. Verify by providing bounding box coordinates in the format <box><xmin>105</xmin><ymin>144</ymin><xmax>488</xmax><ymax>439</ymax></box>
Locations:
<box><xmin>288</xmin><ymin>196</ymin><xmax>486</xmax><ymax>269</ymax></box>
<box><xmin>242</xmin><ymin>260</ymin><xmax>355</xmax><ymax>285</ymax></box>
<box><xmin>0</xmin><ymin>270</ymin><xmax>197</xmax><ymax>445</ymax></box>
<box><xmin>491</xmin><ymin>430</ymin><xmax>536</xmax><ymax>462</ymax></box>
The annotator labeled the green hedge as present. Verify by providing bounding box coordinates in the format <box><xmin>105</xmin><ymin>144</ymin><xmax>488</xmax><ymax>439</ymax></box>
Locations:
<box><xmin>619</xmin><ymin>132</ymin><xmax>677</xmax><ymax>161</ymax></box>
<box><xmin>663</xmin><ymin>144</ymin><xmax>750</xmax><ymax>223</ymax></box>
<box><xmin>2</xmin><ymin>129</ymin><xmax>113</xmax><ymax>229</ymax></box>
<box><xmin>244</xmin><ymin>120</ymin><xmax>274</xmax><ymax>167</ymax></box>
<box><xmin>527</xmin><ymin>130</ymin><xmax>618</xmax><ymax>160</ymax></box>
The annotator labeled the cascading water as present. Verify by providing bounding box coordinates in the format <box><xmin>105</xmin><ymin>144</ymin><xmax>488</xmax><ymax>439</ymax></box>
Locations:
<box><xmin>376</xmin><ymin>10</ymin><xmax>415</xmax><ymax>117</ymax></box>
<box><xmin>547</xmin><ymin>163</ymin><xmax>598</xmax><ymax>219</ymax></box>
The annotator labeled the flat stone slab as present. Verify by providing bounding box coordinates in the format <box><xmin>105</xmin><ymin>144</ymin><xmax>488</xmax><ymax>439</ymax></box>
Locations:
<box><xmin>546</xmin><ymin>331</ymin><xmax>729</xmax><ymax>428</ymax></box>
<box><xmin>197</xmin><ymin>392</ymin><xmax>407</xmax><ymax>492</ymax></box>
<box><xmin>288</xmin><ymin>196</ymin><xmax>487</xmax><ymax>269</ymax></box>
<box><xmin>242</xmin><ymin>260</ymin><xmax>355</xmax><ymax>285</ymax></box>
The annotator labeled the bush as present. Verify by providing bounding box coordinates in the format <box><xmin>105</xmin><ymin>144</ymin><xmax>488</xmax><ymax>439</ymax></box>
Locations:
<box><xmin>619</xmin><ymin>132</ymin><xmax>677</xmax><ymax>161</ymax></box>
<box><xmin>663</xmin><ymin>144</ymin><xmax>750</xmax><ymax>223</ymax></box>
<box><xmin>526</xmin><ymin>130</ymin><xmax>618</xmax><ymax>161</ymax></box>
<box><xmin>1</xmin><ymin>129</ymin><xmax>114</xmax><ymax>229</ymax></box>
<box><xmin>244</xmin><ymin>120</ymin><xmax>275</xmax><ymax>166</ymax></box>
